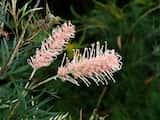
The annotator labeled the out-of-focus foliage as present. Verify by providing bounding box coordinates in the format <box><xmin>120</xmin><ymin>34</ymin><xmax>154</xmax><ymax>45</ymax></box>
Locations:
<box><xmin>0</xmin><ymin>0</ymin><xmax>160</xmax><ymax>119</ymax></box>
<box><xmin>68</xmin><ymin>0</ymin><xmax>160</xmax><ymax>119</ymax></box>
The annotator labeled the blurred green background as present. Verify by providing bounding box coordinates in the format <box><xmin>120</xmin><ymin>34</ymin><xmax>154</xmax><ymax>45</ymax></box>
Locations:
<box><xmin>0</xmin><ymin>0</ymin><xmax>160</xmax><ymax>119</ymax></box>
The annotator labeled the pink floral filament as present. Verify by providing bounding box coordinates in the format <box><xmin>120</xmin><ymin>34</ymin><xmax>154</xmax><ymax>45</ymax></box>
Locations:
<box><xmin>28</xmin><ymin>21</ymin><xmax>75</xmax><ymax>69</ymax></box>
<box><xmin>57</xmin><ymin>42</ymin><xmax>122</xmax><ymax>86</ymax></box>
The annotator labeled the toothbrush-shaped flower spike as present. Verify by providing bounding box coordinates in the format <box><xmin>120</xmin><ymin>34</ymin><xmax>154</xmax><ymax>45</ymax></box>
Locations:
<box><xmin>28</xmin><ymin>21</ymin><xmax>75</xmax><ymax>69</ymax></box>
<box><xmin>57</xmin><ymin>42</ymin><xmax>122</xmax><ymax>86</ymax></box>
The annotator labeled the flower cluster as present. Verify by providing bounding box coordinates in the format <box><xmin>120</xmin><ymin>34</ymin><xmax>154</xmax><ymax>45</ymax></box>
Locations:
<box><xmin>28</xmin><ymin>21</ymin><xmax>75</xmax><ymax>69</ymax></box>
<box><xmin>57</xmin><ymin>42</ymin><xmax>122</xmax><ymax>86</ymax></box>
<box><xmin>27</xmin><ymin>21</ymin><xmax>122</xmax><ymax>87</ymax></box>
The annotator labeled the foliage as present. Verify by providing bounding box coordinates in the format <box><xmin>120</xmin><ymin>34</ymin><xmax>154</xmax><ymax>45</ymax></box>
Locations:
<box><xmin>0</xmin><ymin>0</ymin><xmax>62</xmax><ymax>119</ymax></box>
<box><xmin>70</xmin><ymin>0</ymin><xmax>160</xmax><ymax>119</ymax></box>
<box><xmin>0</xmin><ymin>0</ymin><xmax>160</xmax><ymax>120</ymax></box>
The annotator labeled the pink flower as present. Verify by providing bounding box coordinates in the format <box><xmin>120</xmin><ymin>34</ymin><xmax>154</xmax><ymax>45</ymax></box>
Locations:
<box><xmin>28</xmin><ymin>21</ymin><xmax>75</xmax><ymax>69</ymax></box>
<box><xmin>57</xmin><ymin>42</ymin><xmax>122</xmax><ymax>86</ymax></box>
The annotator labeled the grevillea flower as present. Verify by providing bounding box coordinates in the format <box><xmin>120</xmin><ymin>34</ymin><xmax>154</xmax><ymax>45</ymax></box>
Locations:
<box><xmin>57</xmin><ymin>42</ymin><xmax>122</xmax><ymax>86</ymax></box>
<box><xmin>28</xmin><ymin>21</ymin><xmax>75</xmax><ymax>69</ymax></box>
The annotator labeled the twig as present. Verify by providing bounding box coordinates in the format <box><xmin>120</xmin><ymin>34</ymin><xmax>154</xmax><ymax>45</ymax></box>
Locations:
<box><xmin>96</xmin><ymin>87</ymin><xmax>107</xmax><ymax>108</ymax></box>
<box><xmin>80</xmin><ymin>109</ymin><xmax>83</xmax><ymax>120</ymax></box>
<box><xmin>31</xmin><ymin>75</ymin><xmax>57</xmax><ymax>90</ymax></box>
<box><xmin>0</xmin><ymin>0</ymin><xmax>41</xmax><ymax>75</ymax></box>
<box><xmin>94</xmin><ymin>87</ymin><xmax>107</xmax><ymax>113</ymax></box>
<box><xmin>6</xmin><ymin>1</ymin><xmax>41</xmax><ymax>119</ymax></box>
<box><xmin>7</xmin><ymin>101</ymin><xmax>20</xmax><ymax>120</ymax></box>
<box><xmin>22</xmin><ymin>69</ymin><xmax>37</xmax><ymax>96</ymax></box>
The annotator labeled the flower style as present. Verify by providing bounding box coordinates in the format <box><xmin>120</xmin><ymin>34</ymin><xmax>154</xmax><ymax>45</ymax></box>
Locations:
<box><xmin>57</xmin><ymin>42</ymin><xmax>122</xmax><ymax>86</ymax></box>
<box><xmin>28</xmin><ymin>21</ymin><xmax>75</xmax><ymax>69</ymax></box>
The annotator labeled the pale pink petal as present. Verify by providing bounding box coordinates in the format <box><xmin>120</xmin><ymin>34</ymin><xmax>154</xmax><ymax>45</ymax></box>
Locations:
<box><xmin>28</xmin><ymin>21</ymin><xmax>75</xmax><ymax>69</ymax></box>
<box><xmin>57</xmin><ymin>42</ymin><xmax>122</xmax><ymax>86</ymax></box>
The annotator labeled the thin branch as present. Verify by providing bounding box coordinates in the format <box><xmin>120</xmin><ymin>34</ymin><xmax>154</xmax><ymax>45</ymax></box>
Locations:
<box><xmin>31</xmin><ymin>75</ymin><xmax>57</xmax><ymax>90</ymax></box>
<box><xmin>6</xmin><ymin>1</ymin><xmax>41</xmax><ymax>119</ymax></box>
<box><xmin>80</xmin><ymin>109</ymin><xmax>83</xmax><ymax>120</ymax></box>
<box><xmin>29</xmin><ymin>68</ymin><xmax>37</xmax><ymax>80</ymax></box>
<box><xmin>94</xmin><ymin>86</ymin><xmax>107</xmax><ymax>113</ymax></box>
<box><xmin>0</xmin><ymin>0</ymin><xmax>41</xmax><ymax>75</ymax></box>
<box><xmin>7</xmin><ymin>101</ymin><xmax>20</xmax><ymax>120</ymax></box>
